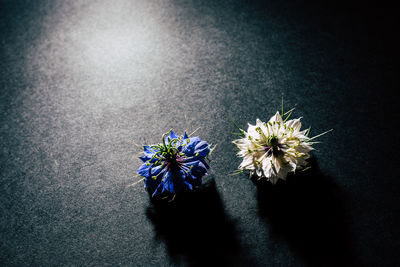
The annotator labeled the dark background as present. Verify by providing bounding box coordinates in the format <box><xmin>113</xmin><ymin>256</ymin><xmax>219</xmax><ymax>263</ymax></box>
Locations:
<box><xmin>1</xmin><ymin>0</ymin><xmax>399</xmax><ymax>266</ymax></box>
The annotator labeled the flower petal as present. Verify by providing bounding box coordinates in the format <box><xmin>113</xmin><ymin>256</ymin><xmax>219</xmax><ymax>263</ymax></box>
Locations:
<box><xmin>137</xmin><ymin>163</ymin><xmax>151</xmax><ymax>177</ymax></box>
<box><xmin>151</xmin><ymin>165</ymin><xmax>164</xmax><ymax>176</ymax></box>
<box><xmin>182</xmin><ymin>137</ymin><xmax>201</xmax><ymax>156</ymax></box>
<box><xmin>195</xmin><ymin>145</ymin><xmax>210</xmax><ymax>158</ymax></box>
<box><xmin>190</xmin><ymin>161</ymin><xmax>208</xmax><ymax>178</ymax></box>
<box><xmin>169</xmin><ymin>130</ymin><xmax>178</xmax><ymax>140</ymax></box>
<box><xmin>162</xmin><ymin>171</ymin><xmax>175</xmax><ymax>193</ymax></box>
<box><xmin>194</xmin><ymin>141</ymin><xmax>208</xmax><ymax>151</ymax></box>
<box><xmin>269</xmin><ymin>111</ymin><xmax>283</xmax><ymax>124</ymax></box>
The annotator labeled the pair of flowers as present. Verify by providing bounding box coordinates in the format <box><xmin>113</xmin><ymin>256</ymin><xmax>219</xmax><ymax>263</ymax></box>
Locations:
<box><xmin>136</xmin><ymin>110</ymin><xmax>330</xmax><ymax>199</ymax></box>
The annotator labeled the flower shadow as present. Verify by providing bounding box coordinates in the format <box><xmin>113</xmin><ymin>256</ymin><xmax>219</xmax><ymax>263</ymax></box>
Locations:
<box><xmin>253</xmin><ymin>157</ymin><xmax>358</xmax><ymax>267</ymax></box>
<box><xmin>146</xmin><ymin>178</ymin><xmax>253</xmax><ymax>266</ymax></box>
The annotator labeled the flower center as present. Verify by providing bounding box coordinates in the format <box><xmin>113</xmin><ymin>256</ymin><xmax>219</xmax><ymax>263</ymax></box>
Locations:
<box><xmin>150</xmin><ymin>134</ymin><xmax>184</xmax><ymax>170</ymax></box>
<box><xmin>265</xmin><ymin>136</ymin><xmax>282</xmax><ymax>155</ymax></box>
<box><xmin>160</xmin><ymin>148</ymin><xmax>181</xmax><ymax>169</ymax></box>
<box><xmin>269</xmin><ymin>136</ymin><xmax>279</xmax><ymax>148</ymax></box>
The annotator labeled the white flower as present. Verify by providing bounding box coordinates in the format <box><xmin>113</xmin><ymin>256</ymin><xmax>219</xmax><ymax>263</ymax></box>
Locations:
<box><xmin>233</xmin><ymin>111</ymin><xmax>315</xmax><ymax>184</ymax></box>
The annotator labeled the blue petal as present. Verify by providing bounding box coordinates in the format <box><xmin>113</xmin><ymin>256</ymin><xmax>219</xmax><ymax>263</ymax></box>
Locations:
<box><xmin>182</xmin><ymin>160</ymin><xmax>200</xmax><ymax>168</ymax></box>
<box><xmin>184</xmin><ymin>181</ymin><xmax>193</xmax><ymax>190</ymax></box>
<box><xmin>152</xmin><ymin>182</ymin><xmax>166</xmax><ymax>197</ymax></box>
<box><xmin>169</xmin><ymin>131</ymin><xmax>178</xmax><ymax>140</ymax></box>
<box><xmin>177</xmin><ymin>144</ymin><xmax>183</xmax><ymax>152</ymax></box>
<box><xmin>139</xmin><ymin>155</ymin><xmax>150</xmax><ymax>162</ymax></box>
<box><xmin>141</xmin><ymin>146</ymin><xmax>160</xmax><ymax>163</ymax></box>
<box><xmin>200</xmin><ymin>158</ymin><xmax>210</xmax><ymax>169</ymax></box>
<box><xmin>151</xmin><ymin>165</ymin><xmax>164</xmax><ymax>176</ymax></box>
<box><xmin>183</xmin><ymin>145</ymin><xmax>210</xmax><ymax>161</ymax></box>
<box><xmin>182</xmin><ymin>137</ymin><xmax>201</xmax><ymax>156</ymax></box>
<box><xmin>185</xmin><ymin>173</ymin><xmax>202</xmax><ymax>188</ymax></box>
<box><xmin>189</xmin><ymin>136</ymin><xmax>201</xmax><ymax>144</ymax></box>
<box><xmin>164</xmin><ymin>131</ymin><xmax>178</xmax><ymax>144</ymax></box>
<box><xmin>194</xmin><ymin>145</ymin><xmax>210</xmax><ymax>158</ymax></box>
<box><xmin>174</xmin><ymin>170</ymin><xmax>188</xmax><ymax>191</ymax></box>
<box><xmin>145</xmin><ymin>174</ymin><xmax>161</xmax><ymax>192</ymax></box>
<box><xmin>144</xmin><ymin>145</ymin><xmax>158</xmax><ymax>154</ymax></box>
<box><xmin>181</xmin><ymin>156</ymin><xmax>199</xmax><ymax>163</ymax></box>
<box><xmin>162</xmin><ymin>171</ymin><xmax>175</xmax><ymax>193</ymax></box>
<box><xmin>194</xmin><ymin>141</ymin><xmax>208</xmax><ymax>151</ymax></box>
<box><xmin>151</xmin><ymin>170</ymin><xmax>173</xmax><ymax>197</ymax></box>
<box><xmin>191</xmin><ymin>161</ymin><xmax>208</xmax><ymax>178</ymax></box>
<box><xmin>137</xmin><ymin>163</ymin><xmax>151</xmax><ymax>177</ymax></box>
<box><xmin>140</xmin><ymin>154</ymin><xmax>159</xmax><ymax>163</ymax></box>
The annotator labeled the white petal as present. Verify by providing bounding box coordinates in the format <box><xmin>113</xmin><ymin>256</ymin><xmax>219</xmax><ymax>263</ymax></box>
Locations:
<box><xmin>268</xmin><ymin>111</ymin><xmax>283</xmax><ymax>124</ymax></box>
<box><xmin>269</xmin><ymin>175</ymin><xmax>279</xmax><ymax>184</ymax></box>
<box><xmin>286</xmin><ymin>118</ymin><xmax>302</xmax><ymax>131</ymax></box>
<box><xmin>239</xmin><ymin>156</ymin><xmax>255</xmax><ymax>170</ymax></box>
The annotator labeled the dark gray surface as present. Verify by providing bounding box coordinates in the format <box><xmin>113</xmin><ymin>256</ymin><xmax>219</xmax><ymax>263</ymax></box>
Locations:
<box><xmin>1</xmin><ymin>0</ymin><xmax>398</xmax><ymax>266</ymax></box>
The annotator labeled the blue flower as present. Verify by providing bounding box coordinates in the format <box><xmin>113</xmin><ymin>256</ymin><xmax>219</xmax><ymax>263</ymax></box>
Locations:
<box><xmin>137</xmin><ymin>130</ymin><xmax>211</xmax><ymax>198</ymax></box>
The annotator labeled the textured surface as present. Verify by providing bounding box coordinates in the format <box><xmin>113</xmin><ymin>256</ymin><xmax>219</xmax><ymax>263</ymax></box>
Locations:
<box><xmin>1</xmin><ymin>0</ymin><xmax>398</xmax><ymax>266</ymax></box>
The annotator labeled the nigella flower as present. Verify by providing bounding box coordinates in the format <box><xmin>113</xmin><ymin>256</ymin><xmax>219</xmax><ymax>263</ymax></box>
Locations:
<box><xmin>233</xmin><ymin>110</ymin><xmax>331</xmax><ymax>184</ymax></box>
<box><xmin>137</xmin><ymin>130</ymin><xmax>212</xmax><ymax>199</ymax></box>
